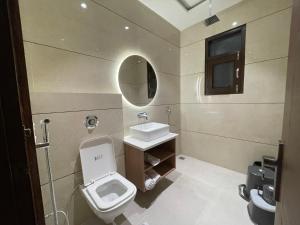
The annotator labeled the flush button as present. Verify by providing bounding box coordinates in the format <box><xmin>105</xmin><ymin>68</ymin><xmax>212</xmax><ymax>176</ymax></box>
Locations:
<box><xmin>94</xmin><ymin>154</ymin><xmax>102</xmax><ymax>161</ymax></box>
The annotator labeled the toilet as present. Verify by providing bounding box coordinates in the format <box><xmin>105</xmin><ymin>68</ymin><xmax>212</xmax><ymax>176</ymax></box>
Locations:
<box><xmin>79</xmin><ymin>136</ymin><xmax>137</xmax><ymax>224</ymax></box>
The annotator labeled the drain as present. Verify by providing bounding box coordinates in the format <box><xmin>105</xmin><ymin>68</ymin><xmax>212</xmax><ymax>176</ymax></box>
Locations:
<box><xmin>179</xmin><ymin>156</ymin><xmax>186</xmax><ymax>160</ymax></box>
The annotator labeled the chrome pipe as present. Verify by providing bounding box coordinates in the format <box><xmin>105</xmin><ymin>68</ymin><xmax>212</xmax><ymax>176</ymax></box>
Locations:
<box><xmin>40</xmin><ymin>119</ymin><xmax>59</xmax><ymax>225</ymax></box>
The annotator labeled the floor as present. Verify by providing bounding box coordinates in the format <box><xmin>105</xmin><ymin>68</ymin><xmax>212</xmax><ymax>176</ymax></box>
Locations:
<box><xmin>85</xmin><ymin>155</ymin><xmax>253</xmax><ymax>225</ymax></box>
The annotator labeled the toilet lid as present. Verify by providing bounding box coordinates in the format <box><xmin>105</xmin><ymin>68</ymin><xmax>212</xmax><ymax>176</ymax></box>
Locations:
<box><xmin>80</xmin><ymin>136</ymin><xmax>117</xmax><ymax>186</ymax></box>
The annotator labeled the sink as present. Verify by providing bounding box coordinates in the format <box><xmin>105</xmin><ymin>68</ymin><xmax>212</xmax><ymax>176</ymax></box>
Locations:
<box><xmin>130</xmin><ymin>122</ymin><xmax>170</xmax><ymax>142</ymax></box>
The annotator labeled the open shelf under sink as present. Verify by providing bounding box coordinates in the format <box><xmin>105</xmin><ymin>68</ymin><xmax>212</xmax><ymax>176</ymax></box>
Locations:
<box><xmin>144</xmin><ymin>150</ymin><xmax>175</xmax><ymax>171</ymax></box>
<box><xmin>125</xmin><ymin>137</ymin><xmax>176</xmax><ymax>192</ymax></box>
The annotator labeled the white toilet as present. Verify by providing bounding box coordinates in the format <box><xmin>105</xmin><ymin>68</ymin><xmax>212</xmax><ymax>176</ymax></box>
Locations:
<box><xmin>79</xmin><ymin>136</ymin><xmax>137</xmax><ymax>224</ymax></box>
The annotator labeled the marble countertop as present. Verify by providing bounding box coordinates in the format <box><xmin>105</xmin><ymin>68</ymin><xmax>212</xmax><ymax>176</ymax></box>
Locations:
<box><xmin>124</xmin><ymin>133</ymin><xmax>178</xmax><ymax>151</ymax></box>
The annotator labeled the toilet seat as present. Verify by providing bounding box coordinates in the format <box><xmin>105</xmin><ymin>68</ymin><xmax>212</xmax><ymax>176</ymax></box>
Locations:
<box><xmin>79</xmin><ymin>136</ymin><xmax>137</xmax><ymax>219</ymax></box>
<box><xmin>80</xmin><ymin>136</ymin><xmax>137</xmax><ymax>223</ymax></box>
<box><xmin>84</xmin><ymin>172</ymin><xmax>136</xmax><ymax>211</ymax></box>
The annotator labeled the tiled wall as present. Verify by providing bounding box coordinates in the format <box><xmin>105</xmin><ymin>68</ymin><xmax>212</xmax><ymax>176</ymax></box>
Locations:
<box><xmin>19</xmin><ymin>0</ymin><xmax>181</xmax><ymax>133</ymax></box>
<box><xmin>31</xmin><ymin>93</ymin><xmax>124</xmax><ymax>225</ymax></box>
<box><xmin>19</xmin><ymin>0</ymin><xmax>293</xmax><ymax>224</ymax></box>
<box><xmin>180</xmin><ymin>0</ymin><xmax>292</xmax><ymax>173</ymax></box>
<box><xmin>19</xmin><ymin>0</ymin><xmax>180</xmax><ymax>225</ymax></box>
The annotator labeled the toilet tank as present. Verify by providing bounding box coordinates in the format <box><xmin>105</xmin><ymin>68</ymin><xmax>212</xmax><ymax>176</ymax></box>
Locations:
<box><xmin>79</xmin><ymin>136</ymin><xmax>117</xmax><ymax>186</ymax></box>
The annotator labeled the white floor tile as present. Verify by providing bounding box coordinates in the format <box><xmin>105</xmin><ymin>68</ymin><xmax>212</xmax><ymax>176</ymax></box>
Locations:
<box><xmin>85</xmin><ymin>155</ymin><xmax>253</xmax><ymax>225</ymax></box>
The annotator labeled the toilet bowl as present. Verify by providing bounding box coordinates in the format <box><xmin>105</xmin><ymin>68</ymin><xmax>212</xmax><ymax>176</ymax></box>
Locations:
<box><xmin>79</xmin><ymin>136</ymin><xmax>137</xmax><ymax>224</ymax></box>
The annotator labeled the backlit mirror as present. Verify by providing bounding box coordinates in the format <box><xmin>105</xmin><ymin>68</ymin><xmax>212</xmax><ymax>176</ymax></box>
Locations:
<box><xmin>118</xmin><ymin>55</ymin><xmax>157</xmax><ymax>106</ymax></box>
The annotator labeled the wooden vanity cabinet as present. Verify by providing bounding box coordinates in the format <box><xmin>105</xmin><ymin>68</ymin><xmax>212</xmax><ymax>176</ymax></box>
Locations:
<box><xmin>124</xmin><ymin>138</ymin><xmax>176</xmax><ymax>192</ymax></box>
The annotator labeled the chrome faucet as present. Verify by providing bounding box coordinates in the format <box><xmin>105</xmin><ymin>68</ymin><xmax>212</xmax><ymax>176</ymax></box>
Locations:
<box><xmin>137</xmin><ymin>112</ymin><xmax>148</xmax><ymax>120</ymax></box>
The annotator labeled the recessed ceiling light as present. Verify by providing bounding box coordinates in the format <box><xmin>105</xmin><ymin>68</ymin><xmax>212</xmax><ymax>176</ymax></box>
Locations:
<box><xmin>124</xmin><ymin>26</ymin><xmax>130</xmax><ymax>30</ymax></box>
<box><xmin>232</xmin><ymin>21</ymin><xmax>238</xmax><ymax>26</ymax></box>
<box><xmin>81</xmin><ymin>2</ymin><xmax>87</xmax><ymax>9</ymax></box>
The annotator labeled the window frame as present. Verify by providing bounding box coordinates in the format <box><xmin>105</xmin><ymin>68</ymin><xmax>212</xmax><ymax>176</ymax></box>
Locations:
<box><xmin>205</xmin><ymin>25</ymin><xmax>246</xmax><ymax>95</ymax></box>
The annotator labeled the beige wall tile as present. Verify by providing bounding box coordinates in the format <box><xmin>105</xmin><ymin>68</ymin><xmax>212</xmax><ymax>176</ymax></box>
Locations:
<box><xmin>180</xmin><ymin>0</ymin><xmax>292</xmax><ymax>47</ymax></box>
<box><xmin>243</xmin><ymin>58</ymin><xmax>287</xmax><ymax>102</ymax></box>
<box><xmin>24</xmin><ymin>43</ymin><xmax>117</xmax><ymax>93</ymax></box>
<box><xmin>22</xmin><ymin>0</ymin><xmax>291</xmax><ymax>223</ymax></box>
<box><xmin>19</xmin><ymin>0</ymin><xmax>179</xmax><ymax>76</ymax></box>
<box><xmin>21</xmin><ymin>0</ymin><xmax>181</xmax><ymax>160</ymax></box>
<box><xmin>23</xmin><ymin>43</ymin><xmax>35</xmax><ymax>90</ymax></box>
<box><xmin>180</xmin><ymin>74</ymin><xmax>202</xmax><ymax>104</ymax></box>
<box><xmin>30</xmin><ymin>93</ymin><xmax>122</xmax><ymax>114</ymax></box>
<box><xmin>180</xmin><ymin>40</ymin><xmax>205</xmax><ymax>75</ymax></box>
<box><xmin>51</xmin><ymin>173</ymin><xmax>97</xmax><ymax>225</ymax></box>
<box><xmin>37</xmin><ymin>149</ymin><xmax>50</xmax><ymax>185</ymax></box>
<box><xmin>245</xmin><ymin>8</ymin><xmax>292</xmax><ymax>63</ymax></box>
<box><xmin>41</xmin><ymin>185</ymin><xmax>55</xmax><ymax>225</ymax></box>
<box><xmin>169</xmin><ymin>104</ymin><xmax>181</xmax><ymax>129</ymax></box>
<box><xmin>20</xmin><ymin>0</ymin><xmax>181</xmax><ymax>182</ymax></box>
<box><xmin>181</xmin><ymin>58</ymin><xmax>288</xmax><ymax>104</ymax></box>
<box><xmin>19</xmin><ymin>0</ymin><xmax>137</xmax><ymax>60</ymax></box>
<box><xmin>123</xmin><ymin>105</ymin><xmax>180</xmax><ymax>135</ymax></box>
<box><xmin>175</xmin><ymin>130</ymin><xmax>181</xmax><ymax>155</ymax></box>
<box><xmin>20</xmin><ymin>0</ymin><xmax>181</xmax><ymax>223</ymax></box>
<box><xmin>121</xmin><ymin>71</ymin><xmax>180</xmax><ymax>134</ymax></box>
<box><xmin>93</xmin><ymin>0</ymin><xmax>180</xmax><ymax>46</ymax></box>
<box><xmin>150</xmin><ymin>73</ymin><xmax>180</xmax><ymax>106</ymax></box>
<box><xmin>179</xmin><ymin>0</ymin><xmax>290</xmax><ymax>173</ymax></box>
<box><xmin>181</xmin><ymin>103</ymin><xmax>284</xmax><ymax>145</ymax></box>
<box><xmin>41</xmin><ymin>184</ymin><xmax>52</xmax><ymax>215</ymax></box>
<box><xmin>181</xmin><ymin>131</ymin><xmax>277</xmax><ymax>173</ymax></box>
<box><xmin>180</xmin><ymin>9</ymin><xmax>291</xmax><ymax>76</ymax></box>
<box><xmin>33</xmin><ymin>108</ymin><xmax>124</xmax><ymax>181</ymax></box>
<box><xmin>54</xmin><ymin>173</ymin><xmax>94</xmax><ymax>225</ymax></box>
<box><xmin>116</xmin><ymin>154</ymin><xmax>126</xmax><ymax>176</ymax></box>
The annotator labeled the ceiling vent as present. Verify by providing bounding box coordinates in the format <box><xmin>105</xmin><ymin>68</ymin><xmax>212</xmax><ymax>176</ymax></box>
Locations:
<box><xmin>204</xmin><ymin>15</ymin><xmax>220</xmax><ymax>26</ymax></box>
<box><xmin>204</xmin><ymin>0</ymin><xmax>220</xmax><ymax>26</ymax></box>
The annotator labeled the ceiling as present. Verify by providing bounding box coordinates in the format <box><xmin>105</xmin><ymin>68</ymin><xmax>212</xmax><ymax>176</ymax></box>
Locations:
<box><xmin>138</xmin><ymin>0</ymin><xmax>243</xmax><ymax>31</ymax></box>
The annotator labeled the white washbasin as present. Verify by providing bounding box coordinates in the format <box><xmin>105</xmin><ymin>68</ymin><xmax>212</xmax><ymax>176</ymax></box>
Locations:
<box><xmin>129</xmin><ymin>122</ymin><xmax>170</xmax><ymax>142</ymax></box>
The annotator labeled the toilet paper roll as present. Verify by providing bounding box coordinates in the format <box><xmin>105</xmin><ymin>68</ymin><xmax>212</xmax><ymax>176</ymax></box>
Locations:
<box><xmin>144</xmin><ymin>175</ymin><xmax>155</xmax><ymax>190</ymax></box>
<box><xmin>146</xmin><ymin>169</ymin><xmax>161</xmax><ymax>184</ymax></box>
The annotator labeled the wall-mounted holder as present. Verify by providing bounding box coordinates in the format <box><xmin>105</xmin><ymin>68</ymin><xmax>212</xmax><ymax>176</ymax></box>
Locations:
<box><xmin>85</xmin><ymin>115</ymin><xmax>99</xmax><ymax>130</ymax></box>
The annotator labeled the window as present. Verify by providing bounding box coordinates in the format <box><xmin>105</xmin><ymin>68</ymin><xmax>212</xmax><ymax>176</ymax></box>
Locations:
<box><xmin>205</xmin><ymin>25</ymin><xmax>246</xmax><ymax>95</ymax></box>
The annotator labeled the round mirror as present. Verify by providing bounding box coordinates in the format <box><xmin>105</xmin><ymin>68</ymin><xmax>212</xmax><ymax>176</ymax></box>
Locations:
<box><xmin>118</xmin><ymin>55</ymin><xmax>157</xmax><ymax>106</ymax></box>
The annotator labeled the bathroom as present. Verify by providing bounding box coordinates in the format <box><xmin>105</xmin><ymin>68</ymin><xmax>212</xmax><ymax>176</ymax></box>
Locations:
<box><xmin>1</xmin><ymin>0</ymin><xmax>298</xmax><ymax>225</ymax></box>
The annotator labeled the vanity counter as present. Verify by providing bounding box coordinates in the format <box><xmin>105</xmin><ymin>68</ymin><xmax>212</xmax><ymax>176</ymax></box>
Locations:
<box><xmin>124</xmin><ymin>133</ymin><xmax>178</xmax><ymax>151</ymax></box>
